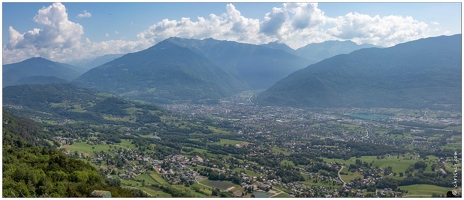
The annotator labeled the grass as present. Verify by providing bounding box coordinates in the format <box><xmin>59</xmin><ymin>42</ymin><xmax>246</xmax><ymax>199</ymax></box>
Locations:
<box><xmin>272</xmin><ymin>193</ymin><xmax>293</xmax><ymax>198</ymax></box>
<box><xmin>216</xmin><ymin>139</ymin><xmax>248</xmax><ymax>146</ymax></box>
<box><xmin>340</xmin><ymin>167</ymin><xmax>363</xmax><ymax>182</ymax></box>
<box><xmin>62</xmin><ymin>139</ymin><xmax>135</xmax><ymax>158</ymax></box>
<box><xmin>233</xmin><ymin>168</ymin><xmax>261</xmax><ymax>177</ymax></box>
<box><xmin>446</xmin><ymin>125</ymin><xmax>462</xmax><ymax>132</ymax></box>
<box><xmin>322</xmin><ymin>154</ymin><xmax>428</xmax><ymax>175</ymax></box>
<box><xmin>122</xmin><ymin>185</ymin><xmax>172</xmax><ymax>197</ymax></box>
<box><xmin>135</xmin><ymin>173</ymin><xmax>157</xmax><ymax>185</ymax></box>
<box><xmin>280</xmin><ymin>159</ymin><xmax>294</xmax><ymax>166</ymax></box>
<box><xmin>400</xmin><ymin>184</ymin><xmax>454</xmax><ymax>197</ymax></box>
<box><xmin>191</xmin><ymin>148</ymin><xmax>208</xmax><ymax>154</ymax></box>
<box><xmin>272</xmin><ymin>147</ymin><xmax>291</xmax><ymax>156</ymax></box>
<box><xmin>62</xmin><ymin>142</ymin><xmax>105</xmax><ymax>156</ymax></box>
<box><xmin>442</xmin><ymin>143</ymin><xmax>462</xmax><ymax>150</ymax></box>
<box><xmin>192</xmin><ymin>182</ymin><xmax>213</xmax><ymax>195</ymax></box>
<box><xmin>149</xmin><ymin>171</ymin><xmax>168</xmax><ymax>185</ymax></box>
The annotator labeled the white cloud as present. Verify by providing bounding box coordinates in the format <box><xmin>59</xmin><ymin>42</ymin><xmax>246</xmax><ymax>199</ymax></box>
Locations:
<box><xmin>3</xmin><ymin>2</ymin><xmax>444</xmax><ymax>64</ymax></box>
<box><xmin>136</xmin><ymin>4</ymin><xmax>263</xmax><ymax>46</ymax></box>
<box><xmin>431</xmin><ymin>21</ymin><xmax>439</xmax><ymax>25</ymax></box>
<box><xmin>77</xmin><ymin>10</ymin><xmax>91</xmax><ymax>18</ymax></box>
<box><xmin>328</xmin><ymin>12</ymin><xmax>429</xmax><ymax>47</ymax></box>
<box><xmin>106</xmin><ymin>33</ymin><xmax>109</xmax><ymax>37</ymax></box>
<box><xmin>260</xmin><ymin>7</ymin><xmax>288</xmax><ymax>36</ymax></box>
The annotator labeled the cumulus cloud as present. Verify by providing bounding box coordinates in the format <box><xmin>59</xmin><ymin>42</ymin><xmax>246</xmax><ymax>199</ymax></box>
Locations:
<box><xmin>3</xmin><ymin>3</ymin><xmax>145</xmax><ymax>64</ymax></box>
<box><xmin>260</xmin><ymin>7</ymin><xmax>288</xmax><ymax>36</ymax></box>
<box><xmin>328</xmin><ymin>12</ymin><xmax>429</xmax><ymax>46</ymax></box>
<box><xmin>77</xmin><ymin>10</ymin><xmax>91</xmax><ymax>18</ymax></box>
<box><xmin>4</xmin><ymin>2</ymin><xmax>85</xmax><ymax>63</ymax></box>
<box><xmin>3</xmin><ymin>2</ymin><xmax>443</xmax><ymax>64</ymax></box>
<box><xmin>136</xmin><ymin>4</ymin><xmax>262</xmax><ymax>46</ymax></box>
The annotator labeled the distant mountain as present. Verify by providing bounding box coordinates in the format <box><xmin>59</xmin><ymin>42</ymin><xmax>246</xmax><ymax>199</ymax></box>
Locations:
<box><xmin>295</xmin><ymin>40</ymin><xmax>378</xmax><ymax>62</ymax></box>
<box><xmin>261</xmin><ymin>41</ymin><xmax>297</xmax><ymax>55</ymax></box>
<box><xmin>14</xmin><ymin>75</ymin><xmax>68</xmax><ymax>85</ymax></box>
<box><xmin>255</xmin><ymin>34</ymin><xmax>462</xmax><ymax>110</ymax></box>
<box><xmin>73</xmin><ymin>39</ymin><xmax>248</xmax><ymax>104</ymax></box>
<box><xmin>2</xmin><ymin>57</ymin><xmax>83</xmax><ymax>87</ymax></box>
<box><xmin>68</xmin><ymin>54</ymin><xmax>124</xmax><ymax>71</ymax></box>
<box><xmin>166</xmin><ymin>37</ymin><xmax>312</xmax><ymax>89</ymax></box>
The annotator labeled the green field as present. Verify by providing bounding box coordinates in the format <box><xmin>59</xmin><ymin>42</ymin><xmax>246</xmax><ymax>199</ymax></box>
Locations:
<box><xmin>446</xmin><ymin>126</ymin><xmax>462</xmax><ymax>132</ymax></box>
<box><xmin>442</xmin><ymin>143</ymin><xmax>462</xmax><ymax>150</ymax></box>
<box><xmin>323</xmin><ymin>155</ymin><xmax>428</xmax><ymax>175</ymax></box>
<box><xmin>340</xmin><ymin>167</ymin><xmax>363</xmax><ymax>182</ymax></box>
<box><xmin>149</xmin><ymin>172</ymin><xmax>168</xmax><ymax>185</ymax></box>
<box><xmin>272</xmin><ymin>147</ymin><xmax>291</xmax><ymax>156</ymax></box>
<box><xmin>63</xmin><ymin>139</ymin><xmax>135</xmax><ymax>157</ymax></box>
<box><xmin>280</xmin><ymin>159</ymin><xmax>294</xmax><ymax>166</ymax></box>
<box><xmin>216</xmin><ymin>139</ymin><xmax>248</xmax><ymax>146</ymax></box>
<box><xmin>272</xmin><ymin>193</ymin><xmax>293</xmax><ymax>198</ymax></box>
<box><xmin>136</xmin><ymin>173</ymin><xmax>157</xmax><ymax>185</ymax></box>
<box><xmin>122</xmin><ymin>185</ymin><xmax>172</xmax><ymax>197</ymax></box>
<box><xmin>233</xmin><ymin>168</ymin><xmax>261</xmax><ymax>177</ymax></box>
<box><xmin>400</xmin><ymin>184</ymin><xmax>454</xmax><ymax>197</ymax></box>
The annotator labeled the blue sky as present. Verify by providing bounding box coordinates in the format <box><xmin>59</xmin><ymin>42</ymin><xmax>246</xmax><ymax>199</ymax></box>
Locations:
<box><xmin>2</xmin><ymin>2</ymin><xmax>461</xmax><ymax>64</ymax></box>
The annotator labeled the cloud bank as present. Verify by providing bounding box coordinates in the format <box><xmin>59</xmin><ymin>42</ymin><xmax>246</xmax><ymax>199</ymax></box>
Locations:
<box><xmin>3</xmin><ymin>2</ymin><xmax>440</xmax><ymax>64</ymax></box>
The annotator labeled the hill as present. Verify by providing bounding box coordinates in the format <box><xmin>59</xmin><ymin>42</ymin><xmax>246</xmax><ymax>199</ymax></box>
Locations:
<box><xmin>2</xmin><ymin>109</ymin><xmax>148</xmax><ymax>197</ymax></box>
<box><xmin>73</xmin><ymin>39</ymin><xmax>248</xmax><ymax>104</ymax></box>
<box><xmin>13</xmin><ymin>75</ymin><xmax>68</xmax><ymax>85</ymax></box>
<box><xmin>3</xmin><ymin>57</ymin><xmax>83</xmax><ymax>87</ymax></box>
<box><xmin>166</xmin><ymin>37</ymin><xmax>312</xmax><ymax>89</ymax></box>
<box><xmin>255</xmin><ymin>34</ymin><xmax>462</xmax><ymax>110</ymax></box>
<box><xmin>3</xmin><ymin>83</ymin><xmax>164</xmax><ymax>125</ymax></box>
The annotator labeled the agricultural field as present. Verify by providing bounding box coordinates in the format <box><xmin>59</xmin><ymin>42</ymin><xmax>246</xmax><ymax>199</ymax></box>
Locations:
<box><xmin>233</xmin><ymin>168</ymin><xmax>262</xmax><ymax>177</ymax></box>
<box><xmin>206</xmin><ymin>181</ymin><xmax>235</xmax><ymax>190</ymax></box>
<box><xmin>340</xmin><ymin>168</ymin><xmax>363</xmax><ymax>183</ymax></box>
<box><xmin>272</xmin><ymin>192</ymin><xmax>293</xmax><ymax>198</ymax></box>
<box><xmin>272</xmin><ymin>146</ymin><xmax>291</xmax><ymax>156</ymax></box>
<box><xmin>215</xmin><ymin>139</ymin><xmax>249</xmax><ymax>146</ymax></box>
<box><xmin>400</xmin><ymin>184</ymin><xmax>455</xmax><ymax>197</ymax></box>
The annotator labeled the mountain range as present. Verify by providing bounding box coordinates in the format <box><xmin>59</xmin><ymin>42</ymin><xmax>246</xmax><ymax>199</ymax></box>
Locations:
<box><xmin>2</xmin><ymin>57</ymin><xmax>84</xmax><ymax>87</ymax></box>
<box><xmin>73</xmin><ymin>39</ymin><xmax>248</xmax><ymax>104</ymax></box>
<box><xmin>262</xmin><ymin>40</ymin><xmax>377</xmax><ymax>63</ymax></box>
<box><xmin>165</xmin><ymin>37</ymin><xmax>312</xmax><ymax>89</ymax></box>
<box><xmin>255</xmin><ymin>34</ymin><xmax>462</xmax><ymax>110</ymax></box>
<box><xmin>67</xmin><ymin>54</ymin><xmax>124</xmax><ymax>71</ymax></box>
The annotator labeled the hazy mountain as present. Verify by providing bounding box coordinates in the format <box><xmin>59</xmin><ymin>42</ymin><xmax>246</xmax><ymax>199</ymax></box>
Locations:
<box><xmin>73</xmin><ymin>39</ymin><xmax>248</xmax><ymax>104</ymax></box>
<box><xmin>166</xmin><ymin>37</ymin><xmax>312</xmax><ymax>89</ymax></box>
<box><xmin>3</xmin><ymin>57</ymin><xmax>83</xmax><ymax>87</ymax></box>
<box><xmin>13</xmin><ymin>75</ymin><xmax>68</xmax><ymax>85</ymax></box>
<box><xmin>295</xmin><ymin>40</ymin><xmax>378</xmax><ymax>62</ymax></box>
<box><xmin>261</xmin><ymin>41</ymin><xmax>297</xmax><ymax>55</ymax></box>
<box><xmin>255</xmin><ymin>34</ymin><xmax>462</xmax><ymax>110</ymax></box>
<box><xmin>68</xmin><ymin>54</ymin><xmax>124</xmax><ymax>71</ymax></box>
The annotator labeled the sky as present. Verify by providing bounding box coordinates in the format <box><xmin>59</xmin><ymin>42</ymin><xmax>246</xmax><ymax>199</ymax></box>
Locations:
<box><xmin>2</xmin><ymin>2</ymin><xmax>462</xmax><ymax>64</ymax></box>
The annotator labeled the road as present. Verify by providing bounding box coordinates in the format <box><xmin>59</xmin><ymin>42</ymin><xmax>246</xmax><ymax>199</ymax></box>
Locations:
<box><xmin>338</xmin><ymin>166</ymin><xmax>346</xmax><ymax>188</ymax></box>
<box><xmin>194</xmin><ymin>176</ymin><xmax>212</xmax><ymax>189</ymax></box>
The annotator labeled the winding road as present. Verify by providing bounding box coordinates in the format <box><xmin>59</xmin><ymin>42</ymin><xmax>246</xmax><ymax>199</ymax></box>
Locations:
<box><xmin>338</xmin><ymin>166</ymin><xmax>346</xmax><ymax>188</ymax></box>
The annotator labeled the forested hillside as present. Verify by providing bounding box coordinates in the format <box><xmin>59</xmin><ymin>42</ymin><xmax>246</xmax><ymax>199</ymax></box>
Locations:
<box><xmin>2</xmin><ymin>109</ymin><xmax>149</xmax><ymax>197</ymax></box>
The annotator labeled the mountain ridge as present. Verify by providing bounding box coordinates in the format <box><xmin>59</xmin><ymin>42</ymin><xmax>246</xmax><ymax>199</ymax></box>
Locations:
<box><xmin>73</xmin><ymin>39</ymin><xmax>248</xmax><ymax>104</ymax></box>
<box><xmin>255</xmin><ymin>34</ymin><xmax>462</xmax><ymax>110</ymax></box>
